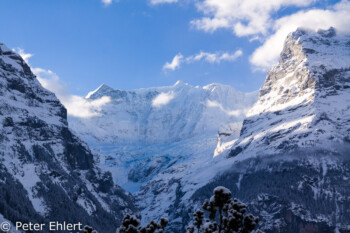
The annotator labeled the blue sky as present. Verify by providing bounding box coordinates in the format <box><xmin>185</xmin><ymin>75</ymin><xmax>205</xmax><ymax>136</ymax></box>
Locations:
<box><xmin>0</xmin><ymin>0</ymin><xmax>348</xmax><ymax>99</ymax></box>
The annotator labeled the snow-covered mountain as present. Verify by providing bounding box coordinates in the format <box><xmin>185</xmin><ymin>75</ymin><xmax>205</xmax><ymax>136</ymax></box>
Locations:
<box><xmin>70</xmin><ymin>27</ymin><xmax>349</xmax><ymax>233</ymax></box>
<box><xmin>131</xmin><ymin>27</ymin><xmax>350</xmax><ymax>232</ymax></box>
<box><xmin>0</xmin><ymin>44</ymin><xmax>136</xmax><ymax>233</ymax></box>
<box><xmin>229</xmin><ymin>27</ymin><xmax>350</xmax><ymax>158</ymax></box>
<box><xmin>70</xmin><ymin>81</ymin><xmax>257</xmax><ymax>145</ymax></box>
<box><xmin>68</xmin><ymin>81</ymin><xmax>258</xmax><ymax>192</ymax></box>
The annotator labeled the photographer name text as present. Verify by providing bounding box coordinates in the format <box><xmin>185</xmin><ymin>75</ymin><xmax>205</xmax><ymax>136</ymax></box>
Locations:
<box><xmin>15</xmin><ymin>221</ymin><xmax>83</xmax><ymax>231</ymax></box>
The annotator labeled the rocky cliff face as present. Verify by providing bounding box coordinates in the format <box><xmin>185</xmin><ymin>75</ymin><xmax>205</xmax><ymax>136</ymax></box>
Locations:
<box><xmin>189</xmin><ymin>27</ymin><xmax>350</xmax><ymax>233</ymax></box>
<box><xmin>0</xmin><ymin>44</ymin><xmax>136</xmax><ymax>233</ymax></box>
<box><xmin>229</xmin><ymin>27</ymin><xmax>350</xmax><ymax>158</ymax></box>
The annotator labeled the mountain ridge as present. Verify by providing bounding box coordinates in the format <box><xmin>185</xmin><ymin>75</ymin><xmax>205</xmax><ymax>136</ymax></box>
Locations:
<box><xmin>0</xmin><ymin>43</ymin><xmax>136</xmax><ymax>233</ymax></box>
<box><xmin>70</xmin><ymin>80</ymin><xmax>258</xmax><ymax>145</ymax></box>
<box><xmin>229</xmin><ymin>27</ymin><xmax>350</xmax><ymax>158</ymax></box>
<box><xmin>132</xmin><ymin>27</ymin><xmax>350</xmax><ymax>232</ymax></box>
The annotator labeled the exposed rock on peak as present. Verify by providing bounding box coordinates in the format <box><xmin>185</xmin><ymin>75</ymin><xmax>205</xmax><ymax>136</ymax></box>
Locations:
<box><xmin>229</xmin><ymin>27</ymin><xmax>350</xmax><ymax>158</ymax></box>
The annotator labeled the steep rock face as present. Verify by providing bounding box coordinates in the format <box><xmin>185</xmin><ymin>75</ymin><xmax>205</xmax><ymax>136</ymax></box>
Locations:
<box><xmin>229</xmin><ymin>27</ymin><xmax>350</xmax><ymax>158</ymax></box>
<box><xmin>0</xmin><ymin>44</ymin><xmax>136</xmax><ymax>233</ymax></box>
<box><xmin>197</xmin><ymin>27</ymin><xmax>350</xmax><ymax>232</ymax></box>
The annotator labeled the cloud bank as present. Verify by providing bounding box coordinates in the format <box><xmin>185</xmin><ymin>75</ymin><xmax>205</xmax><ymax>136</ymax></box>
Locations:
<box><xmin>163</xmin><ymin>50</ymin><xmax>243</xmax><ymax>71</ymax></box>
<box><xmin>101</xmin><ymin>0</ymin><xmax>350</xmax><ymax>70</ymax></box>
<box><xmin>191</xmin><ymin>0</ymin><xmax>316</xmax><ymax>36</ymax></box>
<box><xmin>250</xmin><ymin>2</ymin><xmax>350</xmax><ymax>69</ymax></box>
<box><xmin>19</xmin><ymin>50</ymin><xmax>111</xmax><ymax>118</ymax></box>
<box><xmin>189</xmin><ymin>0</ymin><xmax>350</xmax><ymax>70</ymax></box>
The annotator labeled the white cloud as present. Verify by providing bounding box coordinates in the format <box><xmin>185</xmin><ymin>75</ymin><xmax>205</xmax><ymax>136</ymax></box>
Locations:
<box><xmin>190</xmin><ymin>0</ymin><xmax>350</xmax><ymax>70</ymax></box>
<box><xmin>251</xmin><ymin>2</ymin><xmax>350</xmax><ymax>69</ymax></box>
<box><xmin>163</xmin><ymin>53</ymin><xmax>184</xmax><ymax>71</ymax></box>
<box><xmin>152</xmin><ymin>91</ymin><xmax>175</xmax><ymax>107</ymax></box>
<box><xmin>163</xmin><ymin>50</ymin><xmax>242</xmax><ymax>71</ymax></box>
<box><xmin>14</xmin><ymin>48</ymin><xmax>33</xmax><ymax>63</ymax></box>
<box><xmin>191</xmin><ymin>0</ymin><xmax>316</xmax><ymax>36</ymax></box>
<box><xmin>150</xmin><ymin>0</ymin><xmax>178</xmax><ymax>4</ymax></box>
<box><xmin>18</xmin><ymin>49</ymin><xmax>111</xmax><ymax>118</ymax></box>
<box><xmin>33</xmin><ymin>68</ymin><xmax>111</xmax><ymax>118</ymax></box>
<box><xmin>188</xmin><ymin>50</ymin><xmax>242</xmax><ymax>63</ymax></box>
<box><xmin>101</xmin><ymin>0</ymin><xmax>121</xmax><ymax>6</ymax></box>
<box><xmin>101</xmin><ymin>0</ymin><xmax>112</xmax><ymax>5</ymax></box>
<box><xmin>206</xmin><ymin>100</ymin><xmax>243</xmax><ymax>117</ymax></box>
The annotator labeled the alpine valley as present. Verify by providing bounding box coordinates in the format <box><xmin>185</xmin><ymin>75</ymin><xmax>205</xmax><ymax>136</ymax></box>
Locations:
<box><xmin>70</xmin><ymin>27</ymin><xmax>350</xmax><ymax>232</ymax></box>
<box><xmin>0</xmin><ymin>26</ymin><xmax>349</xmax><ymax>233</ymax></box>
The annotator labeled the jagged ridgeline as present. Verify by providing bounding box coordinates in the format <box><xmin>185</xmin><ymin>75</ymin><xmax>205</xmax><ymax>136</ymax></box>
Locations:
<box><xmin>229</xmin><ymin>27</ymin><xmax>350</xmax><ymax>157</ymax></box>
<box><xmin>125</xmin><ymin>28</ymin><xmax>350</xmax><ymax>233</ymax></box>
<box><xmin>191</xmin><ymin>28</ymin><xmax>350</xmax><ymax>232</ymax></box>
<box><xmin>2</xmin><ymin>26</ymin><xmax>350</xmax><ymax>233</ymax></box>
<box><xmin>0</xmin><ymin>44</ymin><xmax>136</xmax><ymax>233</ymax></box>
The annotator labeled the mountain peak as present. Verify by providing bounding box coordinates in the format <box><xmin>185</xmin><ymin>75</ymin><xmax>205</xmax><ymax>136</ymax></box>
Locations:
<box><xmin>71</xmin><ymin>81</ymin><xmax>258</xmax><ymax>145</ymax></box>
<box><xmin>0</xmin><ymin>42</ymin><xmax>32</xmax><ymax>75</ymax></box>
<box><xmin>316</xmin><ymin>27</ymin><xmax>337</xmax><ymax>38</ymax></box>
<box><xmin>0</xmin><ymin>45</ymin><xmax>136</xmax><ymax>232</ymax></box>
<box><xmin>281</xmin><ymin>27</ymin><xmax>350</xmax><ymax>71</ymax></box>
<box><xmin>173</xmin><ymin>80</ymin><xmax>189</xmax><ymax>87</ymax></box>
<box><xmin>229</xmin><ymin>27</ymin><xmax>350</xmax><ymax>158</ymax></box>
<box><xmin>292</xmin><ymin>27</ymin><xmax>337</xmax><ymax>39</ymax></box>
<box><xmin>0</xmin><ymin>43</ymin><xmax>11</xmax><ymax>53</ymax></box>
<box><xmin>85</xmin><ymin>83</ymin><xmax>114</xmax><ymax>98</ymax></box>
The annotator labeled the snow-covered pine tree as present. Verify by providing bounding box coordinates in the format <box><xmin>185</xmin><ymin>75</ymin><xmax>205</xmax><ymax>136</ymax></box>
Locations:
<box><xmin>82</xmin><ymin>225</ymin><xmax>98</xmax><ymax>233</ymax></box>
<box><xmin>188</xmin><ymin>186</ymin><xmax>260</xmax><ymax>233</ymax></box>
<box><xmin>193</xmin><ymin>209</ymin><xmax>204</xmax><ymax>232</ymax></box>
<box><xmin>116</xmin><ymin>214</ymin><xmax>168</xmax><ymax>233</ymax></box>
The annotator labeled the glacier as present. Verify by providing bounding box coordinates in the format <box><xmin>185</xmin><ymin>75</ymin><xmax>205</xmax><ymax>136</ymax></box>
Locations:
<box><xmin>69</xmin><ymin>81</ymin><xmax>258</xmax><ymax>193</ymax></box>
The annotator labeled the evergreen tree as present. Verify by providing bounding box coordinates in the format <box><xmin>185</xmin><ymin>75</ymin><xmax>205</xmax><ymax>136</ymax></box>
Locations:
<box><xmin>189</xmin><ymin>186</ymin><xmax>260</xmax><ymax>233</ymax></box>
<box><xmin>82</xmin><ymin>225</ymin><xmax>98</xmax><ymax>233</ymax></box>
<box><xmin>115</xmin><ymin>186</ymin><xmax>259</xmax><ymax>233</ymax></box>
<box><xmin>186</xmin><ymin>225</ymin><xmax>195</xmax><ymax>233</ymax></box>
<box><xmin>117</xmin><ymin>214</ymin><xmax>168</xmax><ymax>233</ymax></box>
<box><xmin>117</xmin><ymin>214</ymin><xmax>141</xmax><ymax>233</ymax></box>
<box><xmin>193</xmin><ymin>209</ymin><xmax>204</xmax><ymax>232</ymax></box>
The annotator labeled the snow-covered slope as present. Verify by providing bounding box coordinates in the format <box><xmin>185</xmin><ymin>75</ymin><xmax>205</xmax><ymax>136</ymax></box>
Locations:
<box><xmin>69</xmin><ymin>81</ymin><xmax>258</xmax><ymax>192</ymax></box>
<box><xmin>68</xmin><ymin>80</ymin><xmax>258</xmax><ymax>231</ymax></box>
<box><xmin>229</xmin><ymin>27</ymin><xmax>350</xmax><ymax>158</ymax></box>
<box><xmin>0</xmin><ymin>44</ymin><xmax>136</xmax><ymax>233</ymax></box>
<box><xmin>70</xmin><ymin>81</ymin><xmax>257</xmax><ymax>145</ymax></box>
<box><xmin>135</xmin><ymin>28</ymin><xmax>350</xmax><ymax>232</ymax></box>
<box><xmin>69</xmin><ymin>27</ymin><xmax>350</xmax><ymax>232</ymax></box>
